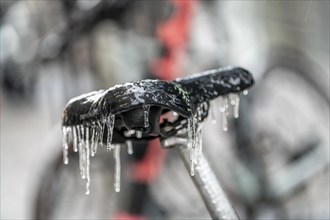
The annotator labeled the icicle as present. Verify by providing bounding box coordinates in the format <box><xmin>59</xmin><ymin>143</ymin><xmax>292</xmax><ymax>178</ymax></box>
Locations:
<box><xmin>219</xmin><ymin>96</ymin><xmax>224</xmax><ymax>112</ymax></box>
<box><xmin>233</xmin><ymin>94</ymin><xmax>240</xmax><ymax>119</ymax></box>
<box><xmin>78</xmin><ymin>144</ymin><xmax>83</xmax><ymax>178</ymax></box>
<box><xmin>220</xmin><ymin>96</ymin><xmax>229</xmax><ymax>131</ymax></box>
<box><xmin>81</xmin><ymin>124</ymin><xmax>85</xmax><ymax>144</ymax></box>
<box><xmin>106</xmin><ymin>114</ymin><xmax>115</xmax><ymax>151</ymax></box>
<box><xmin>192</xmin><ymin>116</ymin><xmax>198</xmax><ymax>160</ymax></box>
<box><xmin>94</xmin><ymin>122</ymin><xmax>101</xmax><ymax>148</ymax></box>
<box><xmin>79</xmin><ymin>125</ymin><xmax>86</xmax><ymax>179</ymax></box>
<box><xmin>193</xmin><ymin>120</ymin><xmax>199</xmax><ymax>165</ymax></box>
<box><xmin>195</xmin><ymin>105</ymin><xmax>203</xmax><ymax>164</ymax></box>
<box><xmin>76</xmin><ymin>125</ymin><xmax>84</xmax><ymax>179</ymax></box>
<box><xmin>99</xmin><ymin>119</ymin><xmax>106</xmax><ymax>146</ymax></box>
<box><xmin>126</xmin><ymin>140</ymin><xmax>133</xmax><ymax>155</ymax></box>
<box><xmin>73</xmin><ymin>126</ymin><xmax>78</xmax><ymax>152</ymax></box>
<box><xmin>190</xmin><ymin>159</ymin><xmax>195</xmax><ymax>176</ymax></box>
<box><xmin>85</xmin><ymin>127</ymin><xmax>90</xmax><ymax>195</ymax></box>
<box><xmin>77</xmin><ymin>124</ymin><xmax>82</xmax><ymax>147</ymax></box>
<box><xmin>143</xmin><ymin>105</ymin><xmax>150</xmax><ymax>128</ymax></box>
<box><xmin>187</xmin><ymin>117</ymin><xmax>195</xmax><ymax>176</ymax></box>
<box><xmin>229</xmin><ymin>93</ymin><xmax>236</xmax><ymax>106</ymax></box>
<box><xmin>62</xmin><ymin>126</ymin><xmax>69</xmax><ymax>165</ymax></box>
<box><xmin>210</xmin><ymin>101</ymin><xmax>217</xmax><ymax>124</ymax></box>
<box><xmin>190</xmin><ymin>116</ymin><xmax>198</xmax><ymax>176</ymax></box>
<box><xmin>243</xmin><ymin>89</ymin><xmax>249</xmax><ymax>95</ymax></box>
<box><xmin>113</xmin><ymin>144</ymin><xmax>121</xmax><ymax>192</ymax></box>
<box><xmin>78</xmin><ymin>128</ymin><xmax>85</xmax><ymax>179</ymax></box>
<box><xmin>187</xmin><ymin>118</ymin><xmax>193</xmax><ymax>149</ymax></box>
<box><xmin>86</xmin><ymin>126</ymin><xmax>90</xmax><ymax>155</ymax></box>
<box><xmin>196</xmin><ymin>124</ymin><xmax>203</xmax><ymax>163</ymax></box>
<box><xmin>91</xmin><ymin>124</ymin><xmax>97</xmax><ymax>156</ymax></box>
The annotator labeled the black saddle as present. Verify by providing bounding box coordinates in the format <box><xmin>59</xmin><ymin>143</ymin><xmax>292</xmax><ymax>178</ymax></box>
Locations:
<box><xmin>62</xmin><ymin>67</ymin><xmax>254</xmax><ymax>144</ymax></box>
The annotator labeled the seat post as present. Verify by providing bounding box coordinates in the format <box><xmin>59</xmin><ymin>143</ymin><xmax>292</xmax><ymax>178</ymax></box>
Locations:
<box><xmin>162</xmin><ymin>136</ymin><xmax>240</xmax><ymax>220</ymax></box>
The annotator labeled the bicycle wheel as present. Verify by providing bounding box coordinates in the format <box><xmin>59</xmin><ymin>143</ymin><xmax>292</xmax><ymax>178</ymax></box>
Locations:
<box><xmin>234</xmin><ymin>48</ymin><xmax>329</xmax><ymax>219</ymax></box>
<box><xmin>34</xmin><ymin>145</ymin><xmax>118</xmax><ymax>219</ymax></box>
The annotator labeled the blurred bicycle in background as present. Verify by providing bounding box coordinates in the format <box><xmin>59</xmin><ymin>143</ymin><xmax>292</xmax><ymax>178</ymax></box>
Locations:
<box><xmin>1</xmin><ymin>0</ymin><xmax>329</xmax><ymax>219</ymax></box>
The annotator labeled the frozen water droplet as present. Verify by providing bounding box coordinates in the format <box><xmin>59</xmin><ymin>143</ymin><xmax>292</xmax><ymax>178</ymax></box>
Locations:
<box><xmin>126</xmin><ymin>140</ymin><xmax>133</xmax><ymax>155</ymax></box>
<box><xmin>62</xmin><ymin>126</ymin><xmax>69</xmax><ymax>165</ymax></box>
<box><xmin>106</xmin><ymin>114</ymin><xmax>115</xmax><ymax>151</ymax></box>
<box><xmin>113</xmin><ymin>144</ymin><xmax>121</xmax><ymax>192</ymax></box>
<box><xmin>143</xmin><ymin>105</ymin><xmax>150</xmax><ymax>128</ymax></box>
<box><xmin>73</xmin><ymin>126</ymin><xmax>78</xmax><ymax>152</ymax></box>
<box><xmin>243</xmin><ymin>90</ymin><xmax>249</xmax><ymax>95</ymax></box>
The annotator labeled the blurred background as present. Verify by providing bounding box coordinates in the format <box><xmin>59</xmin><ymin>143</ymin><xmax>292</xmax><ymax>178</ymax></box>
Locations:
<box><xmin>1</xmin><ymin>0</ymin><xmax>329</xmax><ymax>219</ymax></box>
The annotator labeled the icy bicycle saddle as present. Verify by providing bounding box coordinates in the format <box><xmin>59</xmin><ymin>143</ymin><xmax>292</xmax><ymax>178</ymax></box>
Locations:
<box><xmin>62</xmin><ymin>66</ymin><xmax>254</xmax><ymax>147</ymax></box>
<box><xmin>61</xmin><ymin>66</ymin><xmax>254</xmax><ymax>194</ymax></box>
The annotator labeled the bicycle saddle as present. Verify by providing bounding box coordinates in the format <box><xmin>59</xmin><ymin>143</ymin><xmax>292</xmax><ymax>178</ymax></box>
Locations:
<box><xmin>62</xmin><ymin>66</ymin><xmax>254</xmax><ymax>145</ymax></box>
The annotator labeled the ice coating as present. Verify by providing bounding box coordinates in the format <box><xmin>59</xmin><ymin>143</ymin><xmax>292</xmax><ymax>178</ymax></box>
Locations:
<box><xmin>143</xmin><ymin>104</ymin><xmax>150</xmax><ymax>128</ymax></box>
<box><xmin>61</xmin><ymin>66</ymin><xmax>253</xmax><ymax>145</ymax></box>
<box><xmin>62</xmin><ymin>80</ymin><xmax>193</xmax><ymax>127</ymax></box>
<box><xmin>60</xmin><ymin>66</ymin><xmax>254</xmax><ymax>193</ymax></box>
<box><xmin>62</xmin><ymin>67</ymin><xmax>253</xmax><ymax>130</ymax></box>
<box><xmin>186</xmin><ymin>103</ymin><xmax>206</xmax><ymax>176</ymax></box>
<box><xmin>175</xmin><ymin>66</ymin><xmax>254</xmax><ymax>105</ymax></box>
